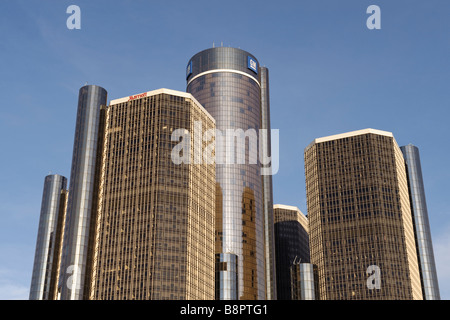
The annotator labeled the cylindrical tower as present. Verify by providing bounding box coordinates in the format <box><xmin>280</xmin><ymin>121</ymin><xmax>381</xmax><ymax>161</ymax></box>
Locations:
<box><xmin>290</xmin><ymin>263</ymin><xmax>319</xmax><ymax>300</ymax></box>
<box><xmin>401</xmin><ymin>144</ymin><xmax>440</xmax><ymax>300</ymax></box>
<box><xmin>30</xmin><ymin>174</ymin><xmax>67</xmax><ymax>300</ymax></box>
<box><xmin>260</xmin><ymin>67</ymin><xmax>277</xmax><ymax>300</ymax></box>
<box><xmin>186</xmin><ymin>47</ymin><xmax>273</xmax><ymax>299</ymax></box>
<box><xmin>59</xmin><ymin>85</ymin><xmax>107</xmax><ymax>300</ymax></box>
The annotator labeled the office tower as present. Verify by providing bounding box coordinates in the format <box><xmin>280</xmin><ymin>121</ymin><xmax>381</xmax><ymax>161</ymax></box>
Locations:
<box><xmin>304</xmin><ymin>128</ymin><xmax>423</xmax><ymax>300</ymax></box>
<box><xmin>259</xmin><ymin>67</ymin><xmax>276</xmax><ymax>300</ymax></box>
<box><xmin>186</xmin><ymin>47</ymin><xmax>276</xmax><ymax>300</ymax></box>
<box><xmin>273</xmin><ymin>204</ymin><xmax>309</xmax><ymax>300</ymax></box>
<box><xmin>30</xmin><ymin>174</ymin><xmax>68</xmax><ymax>300</ymax></box>
<box><xmin>290</xmin><ymin>263</ymin><xmax>319</xmax><ymax>300</ymax></box>
<box><xmin>34</xmin><ymin>85</ymin><xmax>216</xmax><ymax>300</ymax></box>
<box><xmin>89</xmin><ymin>89</ymin><xmax>216</xmax><ymax>300</ymax></box>
<box><xmin>59</xmin><ymin>85</ymin><xmax>108</xmax><ymax>300</ymax></box>
<box><xmin>401</xmin><ymin>144</ymin><xmax>440</xmax><ymax>300</ymax></box>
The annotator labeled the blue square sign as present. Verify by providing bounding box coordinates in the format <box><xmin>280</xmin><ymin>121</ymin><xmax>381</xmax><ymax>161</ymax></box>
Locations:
<box><xmin>247</xmin><ymin>56</ymin><xmax>258</xmax><ymax>74</ymax></box>
<box><xmin>186</xmin><ymin>61</ymin><xmax>192</xmax><ymax>79</ymax></box>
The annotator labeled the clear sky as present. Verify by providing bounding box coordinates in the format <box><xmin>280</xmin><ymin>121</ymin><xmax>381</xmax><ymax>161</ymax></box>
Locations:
<box><xmin>0</xmin><ymin>0</ymin><xmax>449</xmax><ymax>300</ymax></box>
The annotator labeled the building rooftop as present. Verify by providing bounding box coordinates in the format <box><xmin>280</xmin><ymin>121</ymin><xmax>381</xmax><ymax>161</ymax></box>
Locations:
<box><xmin>305</xmin><ymin>128</ymin><xmax>395</xmax><ymax>152</ymax></box>
<box><xmin>109</xmin><ymin>88</ymin><xmax>215</xmax><ymax>123</ymax></box>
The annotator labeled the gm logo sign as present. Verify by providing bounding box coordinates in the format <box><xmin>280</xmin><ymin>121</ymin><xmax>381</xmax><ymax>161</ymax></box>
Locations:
<box><xmin>247</xmin><ymin>56</ymin><xmax>258</xmax><ymax>74</ymax></box>
<box><xmin>186</xmin><ymin>61</ymin><xmax>192</xmax><ymax>79</ymax></box>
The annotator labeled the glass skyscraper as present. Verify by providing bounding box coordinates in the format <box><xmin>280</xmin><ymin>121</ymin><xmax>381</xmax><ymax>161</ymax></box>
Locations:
<box><xmin>90</xmin><ymin>89</ymin><xmax>216</xmax><ymax>300</ymax></box>
<box><xmin>59</xmin><ymin>85</ymin><xmax>108</xmax><ymax>300</ymax></box>
<box><xmin>273</xmin><ymin>204</ymin><xmax>309</xmax><ymax>300</ymax></box>
<box><xmin>31</xmin><ymin>86</ymin><xmax>217</xmax><ymax>300</ymax></box>
<box><xmin>30</xmin><ymin>174</ymin><xmax>68</xmax><ymax>300</ymax></box>
<box><xmin>401</xmin><ymin>144</ymin><xmax>440</xmax><ymax>300</ymax></box>
<box><xmin>186</xmin><ymin>47</ymin><xmax>276</xmax><ymax>300</ymax></box>
<box><xmin>305</xmin><ymin>129</ymin><xmax>424</xmax><ymax>300</ymax></box>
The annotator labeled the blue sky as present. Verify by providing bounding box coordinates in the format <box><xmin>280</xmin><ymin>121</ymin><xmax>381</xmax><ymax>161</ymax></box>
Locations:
<box><xmin>0</xmin><ymin>0</ymin><xmax>449</xmax><ymax>299</ymax></box>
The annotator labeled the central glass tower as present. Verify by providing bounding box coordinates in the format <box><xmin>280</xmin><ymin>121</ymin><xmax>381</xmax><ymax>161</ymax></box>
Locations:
<box><xmin>186</xmin><ymin>47</ymin><xmax>276</xmax><ymax>300</ymax></box>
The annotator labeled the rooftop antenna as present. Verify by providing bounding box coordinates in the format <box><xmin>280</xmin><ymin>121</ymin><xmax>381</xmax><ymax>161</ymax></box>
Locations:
<box><xmin>292</xmin><ymin>255</ymin><xmax>302</xmax><ymax>265</ymax></box>
<box><xmin>213</xmin><ymin>41</ymin><xmax>215</xmax><ymax>48</ymax></box>
<box><xmin>221</xmin><ymin>41</ymin><xmax>223</xmax><ymax>47</ymax></box>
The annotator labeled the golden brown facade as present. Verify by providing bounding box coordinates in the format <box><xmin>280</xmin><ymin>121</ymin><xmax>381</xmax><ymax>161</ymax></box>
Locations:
<box><xmin>241</xmin><ymin>187</ymin><xmax>258</xmax><ymax>299</ymax></box>
<box><xmin>49</xmin><ymin>189</ymin><xmax>68</xmax><ymax>300</ymax></box>
<box><xmin>304</xmin><ymin>129</ymin><xmax>422</xmax><ymax>300</ymax></box>
<box><xmin>89</xmin><ymin>89</ymin><xmax>215</xmax><ymax>300</ymax></box>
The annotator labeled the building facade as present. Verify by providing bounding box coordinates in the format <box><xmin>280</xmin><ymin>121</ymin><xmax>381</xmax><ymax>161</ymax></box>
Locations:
<box><xmin>273</xmin><ymin>204</ymin><xmax>309</xmax><ymax>300</ymax></box>
<box><xmin>88</xmin><ymin>89</ymin><xmax>216</xmax><ymax>300</ymax></box>
<box><xmin>186</xmin><ymin>47</ymin><xmax>276</xmax><ymax>300</ymax></box>
<box><xmin>401</xmin><ymin>144</ymin><xmax>440</xmax><ymax>300</ymax></box>
<box><xmin>305</xmin><ymin>129</ymin><xmax>423</xmax><ymax>300</ymax></box>
<box><xmin>30</xmin><ymin>174</ymin><xmax>68</xmax><ymax>300</ymax></box>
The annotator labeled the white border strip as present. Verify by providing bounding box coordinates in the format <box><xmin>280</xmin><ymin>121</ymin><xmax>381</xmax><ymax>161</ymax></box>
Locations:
<box><xmin>187</xmin><ymin>68</ymin><xmax>260</xmax><ymax>87</ymax></box>
<box><xmin>305</xmin><ymin>128</ymin><xmax>394</xmax><ymax>151</ymax></box>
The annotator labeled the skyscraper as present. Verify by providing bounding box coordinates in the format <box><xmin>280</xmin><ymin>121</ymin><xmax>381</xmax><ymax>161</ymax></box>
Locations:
<box><xmin>401</xmin><ymin>144</ymin><xmax>440</xmax><ymax>300</ymax></box>
<box><xmin>59</xmin><ymin>85</ymin><xmax>108</xmax><ymax>300</ymax></box>
<box><xmin>89</xmin><ymin>89</ymin><xmax>216</xmax><ymax>300</ymax></box>
<box><xmin>186</xmin><ymin>47</ymin><xmax>276</xmax><ymax>300</ymax></box>
<box><xmin>304</xmin><ymin>128</ymin><xmax>423</xmax><ymax>300</ymax></box>
<box><xmin>273</xmin><ymin>204</ymin><xmax>309</xmax><ymax>300</ymax></box>
<box><xmin>30</xmin><ymin>174</ymin><xmax>68</xmax><ymax>300</ymax></box>
<box><xmin>35</xmin><ymin>86</ymin><xmax>217</xmax><ymax>300</ymax></box>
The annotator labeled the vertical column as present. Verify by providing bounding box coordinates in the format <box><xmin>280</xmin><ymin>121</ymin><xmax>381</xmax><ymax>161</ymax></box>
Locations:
<box><xmin>290</xmin><ymin>263</ymin><xmax>319</xmax><ymax>300</ymax></box>
<box><xmin>30</xmin><ymin>174</ymin><xmax>67</xmax><ymax>300</ymax></box>
<box><xmin>215</xmin><ymin>253</ymin><xmax>239</xmax><ymax>300</ymax></box>
<box><xmin>59</xmin><ymin>85</ymin><xmax>107</xmax><ymax>300</ymax></box>
<box><xmin>260</xmin><ymin>67</ymin><xmax>277</xmax><ymax>299</ymax></box>
<box><xmin>401</xmin><ymin>144</ymin><xmax>441</xmax><ymax>300</ymax></box>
